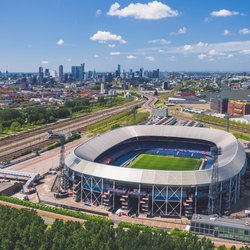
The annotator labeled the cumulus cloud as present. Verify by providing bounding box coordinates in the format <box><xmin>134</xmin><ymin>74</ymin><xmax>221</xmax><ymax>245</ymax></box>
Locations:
<box><xmin>41</xmin><ymin>60</ymin><xmax>49</xmax><ymax>65</ymax></box>
<box><xmin>197</xmin><ymin>54</ymin><xmax>207</xmax><ymax>60</ymax></box>
<box><xmin>158</xmin><ymin>49</ymin><xmax>165</xmax><ymax>53</ymax></box>
<box><xmin>208</xmin><ymin>49</ymin><xmax>225</xmax><ymax>56</ymax></box>
<box><xmin>148</xmin><ymin>39</ymin><xmax>171</xmax><ymax>45</ymax></box>
<box><xmin>127</xmin><ymin>55</ymin><xmax>136</xmax><ymax>59</ymax></box>
<box><xmin>223</xmin><ymin>29</ymin><xmax>231</xmax><ymax>36</ymax></box>
<box><xmin>94</xmin><ymin>54</ymin><xmax>100</xmax><ymax>58</ymax></box>
<box><xmin>90</xmin><ymin>31</ymin><xmax>127</xmax><ymax>44</ymax></box>
<box><xmin>107</xmin><ymin>1</ymin><xmax>179</xmax><ymax>20</ymax></box>
<box><xmin>108</xmin><ymin>44</ymin><xmax>116</xmax><ymax>48</ymax></box>
<box><xmin>239</xmin><ymin>28</ymin><xmax>250</xmax><ymax>35</ymax></box>
<box><xmin>66</xmin><ymin>58</ymin><xmax>71</xmax><ymax>62</ymax></box>
<box><xmin>96</xmin><ymin>9</ymin><xmax>102</xmax><ymax>16</ymax></box>
<box><xmin>183</xmin><ymin>45</ymin><xmax>193</xmax><ymax>51</ymax></box>
<box><xmin>110</xmin><ymin>52</ymin><xmax>121</xmax><ymax>56</ymax></box>
<box><xmin>240</xmin><ymin>50</ymin><xmax>250</xmax><ymax>55</ymax></box>
<box><xmin>56</xmin><ymin>39</ymin><xmax>64</xmax><ymax>46</ymax></box>
<box><xmin>145</xmin><ymin>56</ymin><xmax>155</xmax><ymax>61</ymax></box>
<box><xmin>210</xmin><ymin>9</ymin><xmax>241</xmax><ymax>17</ymax></box>
<box><xmin>227</xmin><ymin>54</ymin><xmax>234</xmax><ymax>58</ymax></box>
<box><xmin>197</xmin><ymin>42</ymin><xmax>209</xmax><ymax>47</ymax></box>
<box><xmin>173</xmin><ymin>40</ymin><xmax>250</xmax><ymax>55</ymax></box>
<box><xmin>170</xmin><ymin>27</ymin><xmax>187</xmax><ymax>35</ymax></box>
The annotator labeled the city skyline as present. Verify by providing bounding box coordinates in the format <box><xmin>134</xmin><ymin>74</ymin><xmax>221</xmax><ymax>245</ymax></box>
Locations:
<box><xmin>1</xmin><ymin>0</ymin><xmax>250</xmax><ymax>72</ymax></box>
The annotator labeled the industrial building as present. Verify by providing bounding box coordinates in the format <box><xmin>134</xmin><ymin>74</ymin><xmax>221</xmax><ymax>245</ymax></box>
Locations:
<box><xmin>190</xmin><ymin>214</ymin><xmax>250</xmax><ymax>243</ymax></box>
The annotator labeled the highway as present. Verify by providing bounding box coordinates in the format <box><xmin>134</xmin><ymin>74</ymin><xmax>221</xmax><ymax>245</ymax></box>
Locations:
<box><xmin>141</xmin><ymin>93</ymin><xmax>158</xmax><ymax>109</ymax></box>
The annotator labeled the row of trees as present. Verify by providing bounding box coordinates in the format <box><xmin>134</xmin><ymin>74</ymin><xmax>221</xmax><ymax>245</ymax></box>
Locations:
<box><xmin>87</xmin><ymin>109</ymin><xmax>150</xmax><ymax>135</ymax></box>
<box><xmin>1</xmin><ymin>205</ymin><xmax>248</xmax><ymax>250</ymax></box>
<box><xmin>0</xmin><ymin>97</ymin><xmax>131</xmax><ymax>133</ymax></box>
<box><xmin>194</xmin><ymin>114</ymin><xmax>250</xmax><ymax>134</ymax></box>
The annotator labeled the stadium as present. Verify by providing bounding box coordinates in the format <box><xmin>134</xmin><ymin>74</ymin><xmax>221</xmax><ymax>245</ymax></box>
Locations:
<box><xmin>65</xmin><ymin>125</ymin><xmax>247</xmax><ymax>218</ymax></box>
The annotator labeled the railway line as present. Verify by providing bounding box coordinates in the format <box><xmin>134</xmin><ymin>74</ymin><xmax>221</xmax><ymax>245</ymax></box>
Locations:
<box><xmin>0</xmin><ymin>99</ymin><xmax>144</xmax><ymax>161</ymax></box>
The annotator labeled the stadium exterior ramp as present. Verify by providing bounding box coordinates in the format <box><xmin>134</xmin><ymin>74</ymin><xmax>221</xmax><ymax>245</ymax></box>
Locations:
<box><xmin>65</xmin><ymin>125</ymin><xmax>247</xmax><ymax>218</ymax></box>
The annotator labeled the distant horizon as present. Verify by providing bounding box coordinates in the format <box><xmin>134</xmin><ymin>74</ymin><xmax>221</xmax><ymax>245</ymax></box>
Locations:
<box><xmin>2</xmin><ymin>70</ymin><xmax>250</xmax><ymax>75</ymax></box>
<box><xmin>1</xmin><ymin>1</ymin><xmax>250</xmax><ymax>72</ymax></box>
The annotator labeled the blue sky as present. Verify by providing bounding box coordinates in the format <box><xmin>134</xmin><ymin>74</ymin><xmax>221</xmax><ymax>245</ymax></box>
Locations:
<box><xmin>0</xmin><ymin>0</ymin><xmax>250</xmax><ymax>72</ymax></box>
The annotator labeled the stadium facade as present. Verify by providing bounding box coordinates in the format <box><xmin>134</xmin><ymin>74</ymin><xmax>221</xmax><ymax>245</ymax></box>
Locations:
<box><xmin>65</xmin><ymin>125</ymin><xmax>247</xmax><ymax>218</ymax></box>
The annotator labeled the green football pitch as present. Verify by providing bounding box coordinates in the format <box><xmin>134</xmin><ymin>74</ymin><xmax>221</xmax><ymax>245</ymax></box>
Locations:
<box><xmin>129</xmin><ymin>154</ymin><xmax>201</xmax><ymax>171</ymax></box>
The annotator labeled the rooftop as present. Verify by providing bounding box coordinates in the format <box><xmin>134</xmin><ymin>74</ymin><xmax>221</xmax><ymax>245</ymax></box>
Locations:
<box><xmin>191</xmin><ymin>214</ymin><xmax>250</xmax><ymax>231</ymax></box>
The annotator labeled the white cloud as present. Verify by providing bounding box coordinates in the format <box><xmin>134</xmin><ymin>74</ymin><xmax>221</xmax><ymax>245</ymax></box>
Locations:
<box><xmin>227</xmin><ymin>54</ymin><xmax>234</xmax><ymax>58</ymax></box>
<box><xmin>208</xmin><ymin>58</ymin><xmax>215</xmax><ymax>62</ymax></box>
<box><xmin>96</xmin><ymin>9</ymin><xmax>102</xmax><ymax>16</ymax></box>
<box><xmin>173</xmin><ymin>40</ymin><xmax>250</xmax><ymax>55</ymax></box>
<box><xmin>210</xmin><ymin>9</ymin><xmax>241</xmax><ymax>17</ymax></box>
<box><xmin>183</xmin><ymin>45</ymin><xmax>193</xmax><ymax>51</ymax></box>
<box><xmin>239</xmin><ymin>28</ymin><xmax>250</xmax><ymax>35</ymax></box>
<box><xmin>145</xmin><ymin>56</ymin><xmax>155</xmax><ymax>61</ymax></box>
<box><xmin>158</xmin><ymin>49</ymin><xmax>165</xmax><ymax>53</ymax></box>
<box><xmin>148</xmin><ymin>39</ymin><xmax>171</xmax><ymax>45</ymax></box>
<box><xmin>108</xmin><ymin>44</ymin><xmax>116</xmax><ymax>48</ymax></box>
<box><xmin>107</xmin><ymin>1</ymin><xmax>179</xmax><ymax>20</ymax></box>
<box><xmin>90</xmin><ymin>31</ymin><xmax>127</xmax><ymax>44</ymax></box>
<box><xmin>94</xmin><ymin>54</ymin><xmax>100</xmax><ymax>58</ymax></box>
<box><xmin>127</xmin><ymin>55</ymin><xmax>136</xmax><ymax>59</ymax></box>
<box><xmin>56</xmin><ymin>39</ymin><xmax>64</xmax><ymax>46</ymax></box>
<box><xmin>169</xmin><ymin>55</ymin><xmax>176</xmax><ymax>61</ymax></box>
<box><xmin>223</xmin><ymin>29</ymin><xmax>231</xmax><ymax>36</ymax></box>
<box><xmin>41</xmin><ymin>60</ymin><xmax>49</xmax><ymax>65</ymax></box>
<box><xmin>208</xmin><ymin>49</ymin><xmax>224</xmax><ymax>56</ymax></box>
<box><xmin>197</xmin><ymin>54</ymin><xmax>207</xmax><ymax>60</ymax></box>
<box><xmin>66</xmin><ymin>58</ymin><xmax>71</xmax><ymax>62</ymax></box>
<box><xmin>170</xmin><ymin>27</ymin><xmax>187</xmax><ymax>35</ymax></box>
<box><xmin>110</xmin><ymin>52</ymin><xmax>121</xmax><ymax>56</ymax></box>
<box><xmin>197</xmin><ymin>42</ymin><xmax>209</xmax><ymax>47</ymax></box>
<box><xmin>239</xmin><ymin>50</ymin><xmax>250</xmax><ymax>55</ymax></box>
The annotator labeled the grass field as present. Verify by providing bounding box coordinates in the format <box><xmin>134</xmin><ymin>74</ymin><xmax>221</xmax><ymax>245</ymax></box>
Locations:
<box><xmin>129</xmin><ymin>154</ymin><xmax>201</xmax><ymax>171</ymax></box>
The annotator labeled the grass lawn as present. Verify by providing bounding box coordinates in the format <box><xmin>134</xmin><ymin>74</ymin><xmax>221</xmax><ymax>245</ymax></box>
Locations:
<box><xmin>129</xmin><ymin>154</ymin><xmax>201</xmax><ymax>171</ymax></box>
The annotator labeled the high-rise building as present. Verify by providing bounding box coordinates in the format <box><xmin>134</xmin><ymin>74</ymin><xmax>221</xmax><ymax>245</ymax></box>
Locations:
<box><xmin>38</xmin><ymin>66</ymin><xmax>43</xmax><ymax>84</ymax></box>
<box><xmin>100</xmin><ymin>83</ymin><xmax>107</xmax><ymax>94</ymax></box>
<box><xmin>71</xmin><ymin>63</ymin><xmax>85</xmax><ymax>81</ymax></box>
<box><xmin>44</xmin><ymin>68</ymin><xmax>50</xmax><ymax>77</ymax></box>
<box><xmin>139</xmin><ymin>68</ymin><xmax>144</xmax><ymax>78</ymax></box>
<box><xmin>152</xmin><ymin>69</ymin><xmax>160</xmax><ymax>79</ymax></box>
<box><xmin>59</xmin><ymin>65</ymin><xmax>63</xmax><ymax>82</ymax></box>
<box><xmin>117</xmin><ymin>64</ymin><xmax>121</xmax><ymax>77</ymax></box>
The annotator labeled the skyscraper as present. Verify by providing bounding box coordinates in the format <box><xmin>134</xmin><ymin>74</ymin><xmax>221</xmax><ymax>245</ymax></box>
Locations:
<box><xmin>59</xmin><ymin>65</ymin><xmax>63</xmax><ymax>82</ymax></box>
<box><xmin>71</xmin><ymin>63</ymin><xmax>85</xmax><ymax>81</ymax></box>
<box><xmin>38</xmin><ymin>66</ymin><xmax>43</xmax><ymax>84</ymax></box>
<box><xmin>116</xmin><ymin>64</ymin><xmax>121</xmax><ymax>77</ymax></box>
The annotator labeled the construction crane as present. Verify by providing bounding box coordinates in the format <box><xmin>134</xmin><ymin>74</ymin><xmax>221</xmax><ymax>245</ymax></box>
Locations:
<box><xmin>208</xmin><ymin>146</ymin><xmax>222</xmax><ymax>215</ymax></box>
<box><xmin>48</xmin><ymin>131</ymin><xmax>69</xmax><ymax>194</ymax></box>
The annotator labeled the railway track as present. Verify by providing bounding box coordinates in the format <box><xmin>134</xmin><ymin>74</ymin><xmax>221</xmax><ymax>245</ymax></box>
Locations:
<box><xmin>0</xmin><ymin>100</ymin><xmax>144</xmax><ymax>160</ymax></box>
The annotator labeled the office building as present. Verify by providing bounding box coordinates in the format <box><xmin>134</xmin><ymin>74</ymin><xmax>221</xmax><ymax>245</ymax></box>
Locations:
<box><xmin>38</xmin><ymin>67</ymin><xmax>43</xmax><ymax>84</ymax></box>
<box><xmin>59</xmin><ymin>65</ymin><xmax>63</xmax><ymax>83</ymax></box>
<box><xmin>71</xmin><ymin>63</ymin><xmax>85</xmax><ymax>81</ymax></box>
<box><xmin>228</xmin><ymin>100</ymin><xmax>250</xmax><ymax>116</ymax></box>
<box><xmin>210</xmin><ymin>97</ymin><xmax>229</xmax><ymax>114</ymax></box>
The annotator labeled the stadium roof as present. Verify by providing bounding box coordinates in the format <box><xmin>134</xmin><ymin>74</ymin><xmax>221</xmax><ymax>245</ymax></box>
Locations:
<box><xmin>66</xmin><ymin>125</ymin><xmax>246</xmax><ymax>186</ymax></box>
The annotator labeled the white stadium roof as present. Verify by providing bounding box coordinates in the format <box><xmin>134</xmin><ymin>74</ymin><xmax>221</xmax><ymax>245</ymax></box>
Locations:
<box><xmin>65</xmin><ymin>125</ymin><xmax>246</xmax><ymax>186</ymax></box>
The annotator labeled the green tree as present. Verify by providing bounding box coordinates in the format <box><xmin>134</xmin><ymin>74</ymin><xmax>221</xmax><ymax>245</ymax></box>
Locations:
<box><xmin>10</xmin><ymin>121</ymin><xmax>21</xmax><ymax>131</ymax></box>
